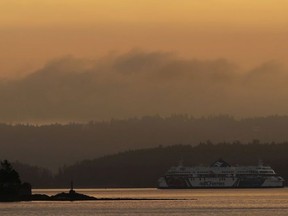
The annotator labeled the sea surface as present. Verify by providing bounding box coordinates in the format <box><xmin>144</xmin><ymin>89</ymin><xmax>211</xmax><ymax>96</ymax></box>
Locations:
<box><xmin>1</xmin><ymin>188</ymin><xmax>288</xmax><ymax>215</ymax></box>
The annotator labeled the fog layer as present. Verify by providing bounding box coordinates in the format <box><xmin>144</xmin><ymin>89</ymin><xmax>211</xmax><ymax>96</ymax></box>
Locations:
<box><xmin>0</xmin><ymin>51</ymin><xmax>287</xmax><ymax>122</ymax></box>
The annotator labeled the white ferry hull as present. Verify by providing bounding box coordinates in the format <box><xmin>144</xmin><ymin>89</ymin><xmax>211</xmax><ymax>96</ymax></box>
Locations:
<box><xmin>158</xmin><ymin>176</ymin><xmax>285</xmax><ymax>189</ymax></box>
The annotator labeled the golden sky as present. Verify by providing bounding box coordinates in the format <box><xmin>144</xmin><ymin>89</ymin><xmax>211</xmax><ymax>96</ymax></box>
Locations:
<box><xmin>0</xmin><ymin>0</ymin><xmax>288</xmax><ymax>78</ymax></box>
<box><xmin>1</xmin><ymin>0</ymin><xmax>288</xmax><ymax>27</ymax></box>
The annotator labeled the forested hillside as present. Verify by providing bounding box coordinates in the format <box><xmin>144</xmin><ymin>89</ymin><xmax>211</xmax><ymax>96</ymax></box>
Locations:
<box><xmin>54</xmin><ymin>142</ymin><xmax>288</xmax><ymax>188</ymax></box>
<box><xmin>1</xmin><ymin>115</ymin><xmax>288</xmax><ymax>169</ymax></box>
<box><xmin>7</xmin><ymin>142</ymin><xmax>288</xmax><ymax>188</ymax></box>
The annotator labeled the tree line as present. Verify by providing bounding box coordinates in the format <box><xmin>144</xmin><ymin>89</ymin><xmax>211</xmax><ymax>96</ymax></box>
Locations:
<box><xmin>1</xmin><ymin>115</ymin><xmax>288</xmax><ymax>169</ymax></box>
<box><xmin>8</xmin><ymin>142</ymin><xmax>288</xmax><ymax>188</ymax></box>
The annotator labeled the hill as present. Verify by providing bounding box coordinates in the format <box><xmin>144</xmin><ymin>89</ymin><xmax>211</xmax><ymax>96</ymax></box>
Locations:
<box><xmin>53</xmin><ymin>142</ymin><xmax>288</xmax><ymax>188</ymax></box>
<box><xmin>1</xmin><ymin>115</ymin><xmax>288</xmax><ymax>169</ymax></box>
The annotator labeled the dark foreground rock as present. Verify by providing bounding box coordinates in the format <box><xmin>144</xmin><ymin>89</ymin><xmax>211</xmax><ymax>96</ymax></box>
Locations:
<box><xmin>30</xmin><ymin>190</ymin><xmax>191</xmax><ymax>201</ymax></box>
<box><xmin>31</xmin><ymin>191</ymin><xmax>96</xmax><ymax>201</ymax></box>
<box><xmin>51</xmin><ymin>191</ymin><xmax>97</xmax><ymax>201</ymax></box>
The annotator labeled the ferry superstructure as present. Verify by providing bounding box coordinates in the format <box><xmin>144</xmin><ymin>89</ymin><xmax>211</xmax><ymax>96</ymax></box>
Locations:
<box><xmin>158</xmin><ymin>159</ymin><xmax>285</xmax><ymax>188</ymax></box>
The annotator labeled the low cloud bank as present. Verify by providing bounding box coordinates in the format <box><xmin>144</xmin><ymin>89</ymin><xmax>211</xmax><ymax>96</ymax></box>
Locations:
<box><xmin>0</xmin><ymin>51</ymin><xmax>287</xmax><ymax>122</ymax></box>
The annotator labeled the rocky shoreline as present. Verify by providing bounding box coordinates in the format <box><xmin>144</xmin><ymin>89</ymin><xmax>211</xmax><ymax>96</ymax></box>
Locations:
<box><xmin>31</xmin><ymin>191</ymin><xmax>97</xmax><ymax>201</ymax></box>
<box><xmin>30</xmin><ymin>190</ymin><xmax>190</xmax><ymax>201</ymax></box>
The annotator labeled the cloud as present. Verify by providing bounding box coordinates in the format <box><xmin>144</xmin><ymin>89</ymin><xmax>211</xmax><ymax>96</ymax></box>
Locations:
<box><xmin>0</xmin><ymin>51</ymin><xmax>287</xmax><ymax>122</ymax></box>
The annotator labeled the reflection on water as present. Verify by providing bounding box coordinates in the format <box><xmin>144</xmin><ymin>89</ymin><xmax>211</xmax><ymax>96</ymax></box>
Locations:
<box><xmin>1</xmin><ymin>188</ymin><xmax>288</xmax><ymax>216</ymax></box>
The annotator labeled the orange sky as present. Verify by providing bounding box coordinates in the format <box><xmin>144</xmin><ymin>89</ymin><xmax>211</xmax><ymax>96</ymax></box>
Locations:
<box><xmin>1</xmin><ymin>1</ymin><xmax>288</xmax><ymax>27</ymax></box>
<box><xmin>0</xmin><ymin>0</ymin><xmax>288</xmax><ymax>78</ymax></box>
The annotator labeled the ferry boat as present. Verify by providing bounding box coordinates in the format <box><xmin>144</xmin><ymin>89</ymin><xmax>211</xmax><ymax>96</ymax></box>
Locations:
<box><xmin>158</xmin><ymin>159</ymin><xmax>285</xmax><ymax>188</ymax></box>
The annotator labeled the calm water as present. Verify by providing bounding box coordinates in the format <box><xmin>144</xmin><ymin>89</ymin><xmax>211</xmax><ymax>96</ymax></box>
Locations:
<box><xmin>1</xmin><ymin>188</ymin><xmax>288</xmax><ymax>215</ymax></box>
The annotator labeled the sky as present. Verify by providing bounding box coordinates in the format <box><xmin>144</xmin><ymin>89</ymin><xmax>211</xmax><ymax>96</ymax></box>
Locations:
<box><xmin>0</xmin><ymin>0</ymin><xmax>288</xmax><ymax>122</ymax></box>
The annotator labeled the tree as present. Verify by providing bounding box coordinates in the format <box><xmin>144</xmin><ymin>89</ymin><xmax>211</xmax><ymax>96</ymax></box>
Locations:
<box><xmin>0</xmin><ymin>160</ymin><xmax>21</xmax><ymax>184</ymax></box>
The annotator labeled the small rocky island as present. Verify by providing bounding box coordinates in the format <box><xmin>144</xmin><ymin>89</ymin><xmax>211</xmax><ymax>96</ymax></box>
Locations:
<box><xmin>0</xmin><ymin>160</ymin><xmax>96</xmax><ymax>201</ymax></box>
<box><xmin>32</xmin><ymin>181</ymin><xmax>97</xmax><ymax>201</ymax></box>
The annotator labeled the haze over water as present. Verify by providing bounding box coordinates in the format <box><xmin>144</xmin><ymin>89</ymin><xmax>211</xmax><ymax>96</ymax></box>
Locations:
<box><xmin>1</xmin><ymin>188</ymin><xmax>288</xmax><ymax>215</ymax></box>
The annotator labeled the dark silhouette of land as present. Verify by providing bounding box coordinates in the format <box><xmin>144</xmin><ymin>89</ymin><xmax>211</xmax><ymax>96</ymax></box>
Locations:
<box><xmin>0</xmin><ymin>160</ymin><xmax>170</xmax><ymax>201</ymax></box>
<box><xmin>1</xmin><ymin>115</ymin><xmax>288</xmax><ymax>169</ymax></box>
<box><xmin>0</xmin><ymin>160</ymin><xmax>31</xmax><ymax>201</ymax></box>
<box><xmin>9</xmin><ymin>142</ymin><xmax>288</xmax><ymax>188</ymax></box>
